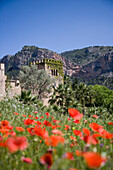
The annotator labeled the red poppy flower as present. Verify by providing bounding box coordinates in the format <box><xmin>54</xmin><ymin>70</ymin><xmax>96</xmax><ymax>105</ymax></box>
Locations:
<box><xmin>45</xmin><ymin>135</ymin><xmax>65</xmax><ymax>147</ymax></box>
<box><xmin>34</xmin><ymin>126</ymin><xmax>48</xmax><ymax>139</ymax></box>
<box><xmin>35</xmin><ymin>116</ymin><xmax>39</xmax><ymax>119</ymax></box>
<box><xmin>34</xmin><ymin>111</ymin><xmax>38</xmax><ymax>114</ymax></box>
<box><xmin>0</xmin><ymin>128</ymin><xmax>9</xmax><ymax>135</ymax></box>
<box><xmin>53</xmin><ymin>119</ymin><xmax>60</xmax><ymax>124</ymax></box>
<box><xmin>15</xmin><ymin>127</ymin><xmax>25</xmax><ymax>132</ymax></box>
<box><xmin>52</xmin><ymin>129</ymin><xmax>64</xmax><ymax>136</ymax></box>
<box><xmin>76</xmin><ymin>151</ymin><xmax>106</xmax><ymax>168</ymax></box>
<box><xmin>83</xmin><ymin>152</ymin><xmax>106</xmax><ymax>169</ymax></box>
<box><xmin>1</xmin><ymin>120</ymin><xmax>10</xmax><ymax>127</ymax></box>
<box><xmin>22</xmin><ymin>114</ymin><xmax>27</xmax><ymax>117</ymax></box>
<box><xmin>108</xmin><ymin>122</ymin><xmax>113</xmax><ymax>125</ymax></box>
<box><xmin>83</xmin><ymin>128</ymin><xmax>90</xmax><ymax>136</ymax></box>
<box><xmin>40</xmin><ymin>153</ymin><xmax>53</xmax><ymax>169</ymax></box>
<box><xmin>83</xmin><ymin>135</ymin><xmax>99</xmax><ymax>145</ymax></box>
<box><xmin>28</xmin><ymin>115</ymin><xmax>34</xmax><ymax>118</ymax></box>
<box><xmin>43</xmin><ymin>120</ymin><xmax>52</xmax><ymax>127</ymax></box>
<box><xmin>63</xmin><ymin>152</ymin><xmax>74</xmax><ymax>160</ymax></box>
<box><xmin>64</xmin><ymin>125</ymin><xmax>70</xmax><ymax>130</ymax></box>
<box><xmin>73</xmin><ymin>130</ymin><xmax>82</xmax><ymax>137</ymax></box>
<box><xmin>45</xmin><ymin>112</ymin><xmax>50</xmax><ymax>117</ymax></box>
<box><xmin>37</xmin><ymin>121</ymin><xmax>41</xmax><ymax>125</ymax></box>
<box><xmin>89</xmin><ymin>123</ymin><xmax>103</xmax><ymax>133</ymax></box>
<box><xmin>93</xmin><ymin>115</ymin><xmax>98</xmax><ymax>118</ymax></box>
<box><xmin>73</xmin><ymin>120</ymin><xmax>80</xmax><ymax>124</ymax></box>
<box><xmin>68</xmin><ymin>118</ymin><xmax>71</xmax><ymax>121</ymax></box>
<box><xmin>14</xmin><ymin>112</ymin><xmax>19</xmax><ymax>115</ymax></box>
<box><xmin>6</xmin><ymin>136</ymin><xmax>28</xmax><ymax>153</ymax></box>
<box><xmin>27</xmin><ymin>127</ymin><xmax>35</xmax><ymax>136</ymax></box>
<box><xmin>68</xmin><ymin>108</ymin><xmax>83</xmax><ymax>120</ymax></box>
<box><xmin>84</xmin><ymin>120</ymin><xmax>87</xmax><ymax>123</ymax></box>
<box><xmin>0</xmin><ymin>141</ymin><xmax>7</xmax><ymax>147</ymax></box>
<box><xmin>40</xmin><ymin>116</ymin><xmax>44</xmax><ymax>119</ymax></box>
<box><xmin>101</xmin><ymin>130</ymin><xmax>113</xmax><ymax>139</ymax></box>
<box><xmin>24</xmin><ymin>118</ymin><xmax>34</xmax><ymax>125</ymax></box>
<box><xmin>21</xmin><ymin>156</ymin><xmax>33</xmax><ymax>164</ymax></box>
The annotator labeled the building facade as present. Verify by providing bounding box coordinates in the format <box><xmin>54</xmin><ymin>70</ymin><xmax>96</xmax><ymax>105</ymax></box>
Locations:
<box><xmin>31</xmin><ymin>58</ymin><xmax>64</xmax><ymax>86</ymax></box>
<box><xmin>0</xmin><ymin>63</ymin><xmax>21</xmax><ymax>100</ymax></box>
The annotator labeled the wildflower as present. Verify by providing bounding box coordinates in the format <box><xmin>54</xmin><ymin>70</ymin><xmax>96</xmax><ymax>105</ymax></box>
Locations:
<box><xmin>45</xmin><ymin>135</ymin><xmax>65</xmax><ymax>147</ymax></box>
<box><xmin>84</xmin><ymin>120</ymin><xmax>87</xmax><ymax>123</ymax></box>
<box><xmin>52</xmin><ymin>129</ymin><xmax>64</xmax><ymax>136</ymax></box>
<box><xmin>40</xmin><ymin>153</ymin><xmax>53</xmax><ymax>169</ymax></box>
<box><xmin>34</xmin><ymin>111</ymin><xmax>38</xmax><ymax>114</ymax></box>
<box><xmin>83</xmin><ymin>152</ymin><xmax>106</xmax><ymax>169</ymax></box>
<box><xmin>76</xmin><ymin>151</ymin><xmax>107</xmax><ymax>169</ymax></box>
<box><xmin>15</xmin><ymin>127</ymin><xmax>25</xmax><ymax>132</ymax></box>
<box><xmin>108</xmin><ymin>122</ymin><xmax>113</xmax><ymax>125</ymax></box>
<box><xmin>43</xmin><ymin>120</ymin><xmax>52</xmax><ymax>127</ymax></box>
<box><xmin>68</xmin><ymin>108</ymin><xmax>83</xmax><ymax>120</ymax></box>
<box><xmin>37</xmin><ymin>121</ymin><xmax>41</xmax><ymax>125</ymax></box>
<box><xmin>1</xmin><ymin>120</ymin><xmax>10</xmax><ymax>127</ymax></box>
<box><xmin>82</xmin><ymin>128</ymin><xmax>99</xmax><ymax>145</ymax></box>
<box><xmin>21</xmin><ymin>156</ymin><xmax>33</xmax><ymax>164</ymax></box>
<box><xmin>24</xmin><ymin>118</ymin><xmax>35</xmax><ymax>125</ymax></box>
<box><xmin>27</xmin><ymin>127</ymin><xmax>35</xmax><ymax>136</ymax></box>
<box><xmin>6</xmin><ymin>136</ymin><xmax>28</xmax><ymax>153</ymax></box>
<box><xmin>93</xmin><ymin>115</ymin><xmax>98</xmax><ymax>118</ymax></box>
<box><xmin>34</xmin><ymin>126</ymin><xmax>48</xmax><ymax>139</ymax></box>
<box><xmin>45</xmin><ymin>112</ymin><xmax>50</xmax><ymax>117</ymax></box>
<box><xmin>22</xmin><ymin>114</ymin><xmax>27</xmax><ymax>117</ymax></box>
<box><xmin>64</xmin><ymin>125</ymin><xmax>70</xmax><ymax>130</ymax></box>
<box><xmin>73</xmin><ymin>130</ymin><xmax>82</xmax><ymax>137</ymax></box>
<box><xmin>73</xmin><ymin>120</ymin><xmax>80</xmax><ymax>124</ymax></box>
<box><xmin>14</xmin><ymin>112</ymin><xmax>19</xmax><ymax>115</ymax></box>
<box><xmin>28</xmin><ymin>115</ymin><xmax>34</xmax><ymax>118</ymax></box>
<box><xmin>89</xmin><ymin>123</ymin><xmax>103</xmax><ymax>133</ymax></box>
<box><xmin>63</xmin><ymin>152</ymin><xmax>74</xmax><ymax>160</ymax></box>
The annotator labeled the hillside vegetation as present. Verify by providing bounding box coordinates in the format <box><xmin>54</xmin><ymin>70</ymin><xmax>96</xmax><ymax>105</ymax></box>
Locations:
<box><xmin>61</xmin><ymin>46</ymin><xmax>113</xmax><ymax>65</ymax></box>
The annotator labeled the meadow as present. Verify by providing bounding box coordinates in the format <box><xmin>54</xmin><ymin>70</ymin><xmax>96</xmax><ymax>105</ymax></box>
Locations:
<box><xmin>0</xmin><ymin>98</ymin><xmax>113</xmax><ymax>170</ymax></box>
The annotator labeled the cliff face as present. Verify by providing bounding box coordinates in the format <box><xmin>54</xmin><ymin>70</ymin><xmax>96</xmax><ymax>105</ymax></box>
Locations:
<box><xmin>61</xmin><ymin>46</ymin><xmax>113</xmax><ymax>80</ymax></box>
<box><xmin>0</xmin><ymin>45</ymin><xmax>113</xmax><ymax>84</ymax></box>
<box><xmin>74</xmin><ymin>51</ymin><xmax>113</xmax><ymax>80</ymax></box>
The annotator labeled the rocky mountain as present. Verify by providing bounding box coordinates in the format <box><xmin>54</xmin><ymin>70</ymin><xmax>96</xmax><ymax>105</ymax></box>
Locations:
<box><xmin>0</xmin><ymin>46</ymin><xmax>76</xmax><ymax>79</ymax></box>
<box><xmin>0</xmin><ymin>45</ymin><xmax>113</xmax><ymax>89</ymax></box>
<box><xmin>61</xmin><ymin>46</ymin><xmax>113</xmax><ymax>78</ymax></box>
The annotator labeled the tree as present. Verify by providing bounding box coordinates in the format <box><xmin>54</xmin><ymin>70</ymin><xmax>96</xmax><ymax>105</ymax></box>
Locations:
<box><xmin>20</xmin><ymin>65</ymin><xmax>53</xmax><ymax>99</ymax></box>
<box><xmin>73</xmin><ymin>83</ymin><xmax>95</xmax><ymax>115</ymax></box>
<box><xmin>49</xmin><ymin>76</ymin><xmax>80</xmax><ymax>114</ymax></box>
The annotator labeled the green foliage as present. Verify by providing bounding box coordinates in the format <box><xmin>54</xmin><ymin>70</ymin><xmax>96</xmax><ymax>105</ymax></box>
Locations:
<box><xmin>61</xmin><ymin>46</ymin><xmax>113</xmax><ymax>66</ymax></box>
<box><xmin>49</xmin><ymin>76</ymin><xmax>81</xmax><ymax>114</ymax></box>
<box><xmin>91</xmin><ymin>85</ymin><xmax>113</xmax><ymax>113</ymax></box>
<box><xmin>16</xmin><ymin>90</ymin><xmax>37</xmax><ymax>104</ymax></box>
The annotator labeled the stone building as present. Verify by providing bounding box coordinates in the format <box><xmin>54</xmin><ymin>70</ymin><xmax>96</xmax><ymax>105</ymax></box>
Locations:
<box><xmin>0</xmin><ymin>63</ymin><xmax>6</xmax><ymax>100</ymax></box>
<box><xmin>0</xmin><ymin>63</ymin><xmax>21</xmax><ymax>100</ymax></box>
<box><xmin>31</xmin><ymin>58</ymin><xmax>64</xmax><ymax>86</ymax></box>
<box><xmin>31</xmin><ymin>58</ymin><xmax>64</xmax><ymax>105</ymax></box>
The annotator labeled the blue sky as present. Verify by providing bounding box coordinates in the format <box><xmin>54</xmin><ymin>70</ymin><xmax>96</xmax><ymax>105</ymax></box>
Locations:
<box><xmin>0</xmin><ymin>0</ymin><xmax>113</xmax><ymax>58</ymax></box>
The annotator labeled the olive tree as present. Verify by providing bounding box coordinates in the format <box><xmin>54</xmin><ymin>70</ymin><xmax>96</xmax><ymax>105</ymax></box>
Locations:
<box><xmin>20</xmin><ymin>65</ymin><xmax>53</xmax><ymax>99</ymax></box>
